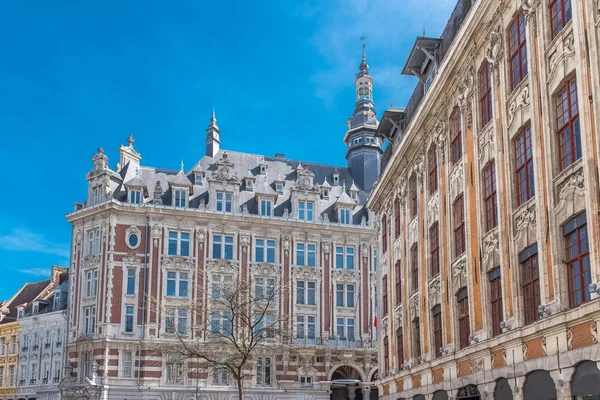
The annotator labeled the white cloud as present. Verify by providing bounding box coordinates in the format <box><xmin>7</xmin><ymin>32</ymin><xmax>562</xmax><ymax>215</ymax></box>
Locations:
<box><xmin>0</xmin><ymin>228</ymin><xmax>70</xmax><ymax>259</ymax></box>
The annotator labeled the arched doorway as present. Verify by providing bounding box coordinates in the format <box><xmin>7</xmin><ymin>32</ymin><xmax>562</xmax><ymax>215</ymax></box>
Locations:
<box><xmin>456</xmin><ymin>384</ymin><xmax>480</xmax><ymax>400</ymax></box>
<box><xmin>523</xmin><ymin>370</ymin><xmax>556</xmax><ymax>400</ymax></box>
<box><xmin>572</xmin><ymin>360</ymin><xmax>600</xmax><ymax>399</ymax></box>
<box><xmin>433</xmin><ymin>390</ymin><xmax>449</xmax><ymax>400</ymax></box>
<box><xmin>331</xmin><ymin>365</ymin><xmax>363</xmax><ymax>400</ymax></box>
<box><xmin>494</xmin><ymin>378</ymin><xmax>513</xmax><ymax>399</ymax></box>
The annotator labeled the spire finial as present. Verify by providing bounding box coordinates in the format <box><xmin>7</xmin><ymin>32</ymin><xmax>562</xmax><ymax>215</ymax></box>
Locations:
<box><xmin>127</xmin><ymin>133</ymin><xmax>134</xmax><ymax>147</ymax></box>
<box><xmin>360</xmin><ymin>33</ymin><xmax>367</xmax><ymax>62</ymax></box>
<box><xmin>135</xmin><ymin>166</ymin><xmax>139</xmax><ymax>177</ymax></box>
<box><xmin>180</xmin><ymin>159</ymin><xmax>184</xmax><ymax>172</ymax></box>
<box><xmin>211</xmin><ymin>107</ymin><xmax>216</xmax><ymax>123</ymax></box>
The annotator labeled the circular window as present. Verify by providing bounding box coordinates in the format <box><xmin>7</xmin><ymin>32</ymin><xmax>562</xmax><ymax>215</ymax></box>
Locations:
<box><xmin>127</xmin><ymin>233</ymin><xmax>139</xmax><ymax>249</ymax></box>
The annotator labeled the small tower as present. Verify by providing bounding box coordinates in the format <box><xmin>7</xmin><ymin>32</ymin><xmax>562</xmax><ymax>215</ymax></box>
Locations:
<box><xmin>205</xmin><ymin>109</ymin><xmax>221</xmax><ymax>157</ymax></box>
<box><xmin>344</xmin><ymin>39</ymin><xmax>382</xmax><ymax>191</ymax></box>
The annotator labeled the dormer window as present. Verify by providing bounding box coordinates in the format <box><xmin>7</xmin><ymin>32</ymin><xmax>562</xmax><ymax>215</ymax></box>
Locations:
<box><xmin>298</xmin><ymin>201</ymin><xmax>314</xmax><ymax>222</ymax></box>
<box><xmin>260</xmin><ymin>199</ymin><xmax>273</xmax><ymax>217</ymax></box>
<box><xmin>322</xmin><ymin>188</ymin><xmax>330</xmax><ymax>199</ymax></box>
<box><xmin>350</xmin><ymin>191</ymin><xmax>358</xmax><ymax>200</ymax></box>
<box><xmin>53</xmin><ymin>293</ymin><xmax>61</xmax><ymax>310</ymax></box>
<box><xmin>246</xmin><ymin>179</ymin><xmax>254</xmax><ymax>191</ymax></box>
<box><xmin>216</xmin><ymin>192</ymin><xmax>232</xmax><ymax>212</ymax></box>
<box><xmin>173</xmin><ymin>189</ymin><xmax>187</xmax><ymax>208</ymax></box>
<box><xmin>32</xmin><ymin>304</ymin><xmax>38</xmax><ymax>315</ymax></box>
<box><xmin>339</xmin><ymin>208</ymin><xmax>351</xmax><ymax>225</ymax></box>
<box><xmin>129</xmin><ymin>190</ymin><xmax>142</xmax><ymax>205</ymax></box>
<box><xmin>333</xmin><ymin>174</ymin><xmax>340</xmax><ymax>186</ymax></box>
<box><xmin>260</xmin><ymin>164</ymin><xmax>268</xmax><ymax>175</ymax></box>
<box><xmin>92</xmin><ymin>186</ymin><xmax>103</xmax><ymax>205</ymax></box>
<box><xmin>275</xmin><ymin>182</ymin><xmax>283</xmax><ymax>193</ymax></box>
<box><xmin>18</xmin><ymin>308</ymin><xmax>24</xmax><ymax>319</ymax></box>
<box><xmin>194</xmin><ymin>173</ymin><xmax>203</xmax><ymax>186</ymax></box>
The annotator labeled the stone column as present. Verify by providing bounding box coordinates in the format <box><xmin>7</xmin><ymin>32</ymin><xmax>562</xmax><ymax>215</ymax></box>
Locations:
<box><xmin>361</xmin><ymin>384</ymin><xmax>371</xmax><ymax>400</ymax></box>
<box><xmin>551</xmin><ymin>369</ymin><xmax>573</xmax><ymax>400</ymax></box>
<box><xmin>348</xmin><ymin>385</ymin><xmax>357</xmax><ymax>400</ymax></box>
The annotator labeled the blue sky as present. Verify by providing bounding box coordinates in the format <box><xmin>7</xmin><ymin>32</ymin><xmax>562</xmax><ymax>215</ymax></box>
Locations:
<box><xmin>0</xmin><ymin>0</ymin><xmax>455</xmax><ymax>299</ymax></box>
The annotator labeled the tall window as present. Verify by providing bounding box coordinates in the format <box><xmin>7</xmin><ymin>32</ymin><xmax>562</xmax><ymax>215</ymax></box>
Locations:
<box><xmin>550</xmin><ymin>0</ymin><xmax>572</xmax><ymax>38</ymax></box>
<box><xmin>409</xmin><ymin>174</ymin><xmax>418</xmax><ymax>219</ymax></box>
<box><xmin>451</xmin><ymin>110</ymin><xmax>462</xmax><ymax>165</ymax></box>
<box><xmin>483</xmin><ymin>162</ymin><xmax>498</xmax><ymax>231</ymax></box>
<box><xmin>453</xmin><ymin>195</ymin><xmax>466</xmax><ymax>258</ymax></box>
<box><xmin>166</xmin><ymin>271</ymin><xmax>189</xmax><ymax>297</ymax></box>
<box><xmin>256</xmin><ymin>357</ymin><xmax>272</xmax><ymax>386</ymax></box>
<box><xmin>413</xmin><ymin>318</ymin><xmax>421</xmax><ymax>359</ymax></box>
<box><xmin>396</xmin><ymin>328</ymin><xmax>404</xmax><ymax>367</ymax></box>
<box><xmin>489</xmin><ymin>268</ymin><xmax>503</xmax><ymax>337</ymax></box>
<box><xmin>296</xmin><ymin>315</ymin><xmax>317</xmax><ymax>339</ymax></box>
<box><xmin>382</xmin><ymin>215</ymin><xmax>388</xmax><ymax>254</ymax></box>
<box><xmin>125</xmin><ymin>306</ymin><xmax>134</xmax><ymax>333</ymax></box>
<box><xmin>0</xmin><ymin>366</ymin><xmax>4</xmax><ymax>386</ymax></box>
<box><xmin>166</xmin><ymin>360</ymin><xmax>183</xmax><ymax>384</ymax></box>
<box><xmin>212</xmin><ymin>235</ymin><xmax>234</xmax><ymax>260</ymax></box>
<box><xmin>564</xmin><ymin>213</ymin><xmax>590</xmax><ymax>307</ymax></box>
<box><xmin>87</xmin><ymin>229</ymin><xmax>101</xmax><ymax>256</ymax></box>
<box><xmin>126</xmin><ymin>268</ymin><xmax>136</xmax><ymax>295</ymax></box>
<box><xmin>336</xmin><ymin>284</ymin><xmax>355</xmax><ymax>308</ymax></box>
<box><xmin>457</xmin><ymin>288</ymin><xmax>470</xmax><ymax>349</ymax></box>
<box><xmin>520</xmin><ymin>244</ymin><xmax>541</xmax><ymax>325</ymax></box>
<box><xmin>129</xmin><ymin>190</ymin><xmax>142</xmax><ymax>205</ymax></box>
<box><xmin>411</xmin><ymin>244</ymin><xmax>419</xmax><ymax>292</ymax></box>
<box><xmin>83</xmin><ymin>306</ymin><xmax>96</xmax><ymax>335</ymax></box>
<box><xmin>298</xmin><ymin>201</ymin><xmax>314</xmax><ymax>221</ymax></box>
<box><xmin>92</xmin><ymin>186</ymin><xmax>103</xmax><ymax>205</ymax></box>
<box><xmin>85</xmin><ymin>270</ymin><xmax>98</xmax><ymax>297</ymax></box>
<box><xmin>339</xmin><ymin>208</ymin><xmax>351</xmax><ymax>224</ymax></box>
<box><xmin>479</xmin><ymin>60</ymin><xmax>493</xmax><ymax>127</ymax></box>
<box><xmin>508</xmin><ymin>12</ymin><xmax>528</xmax><ymax>90</ymax></box>
<box><xmin>165</xmin><ymin>309</ymin><xmax>187</xmax><ymax>335</ymax></box>
<box><xmin>213</xmin><ymin>368</ymin><xmax>229</xmax><ymax>386</ymax></box>
<box><xmin>395</xmin><ymin>260</ymin><xmax>402</xmax><ymax>305</ymax></box>
<box><xmin>216</xmin><ymin>191</ymin><xmax>232</xmax><ymax>212</ymax></box>
<box><xmin>9</xmin><ymin>366</ymin><xmax>15</xmax><ymax>386</ymax></box>
<box><xmin>173</xmin><ymin>189</ymin><xmax>187</xmax><ymax>208</ymax></box>
<box><xmin>383</xmin><ymin>336</ymin><xmax>389</xmax><ymax>372</ymax></box>
<box><xmin>211</xmin><ymin>274</ymin><xmax>233</xmax><ymax>299</ymax></box>
<box><xmin>260</xmin><ymin>199</ymin><xmax>273</xmax><ymax>216</ymax></box>
<box><xmin>394</xmin><ymin>198</ymin><xmax>401</xmax><ymax>237</ymax></box>
<box><xmin>296</xmin><ymin>281</ymin><xmax>316</xmax><ymax>305</ymax></box>
<box><xmin>296</xmin><ymin>243</ymin><xmax>316</xmax><ymax>267</ymax></box>
<box><xmin>255</xmin><ymin>239</ymin><xmax>276</xmax><ymax>263</ymax></box>
<box><xmin>122</xmin><ymin>351</ymin><xmax>133</xmax><ymax>378</ymax></box>
<box><xmin>382</xmin><ymin>275</ymin><xmax>388</xmax><ymax>316</ymax></box>
<box><xmin>255</xmin><ymin>277</ymin><xmax>275</xmax><ymax>300</ymax></box>
<box><xmin>335</xmin><ymin>246</ymin><xmax>355</xmax><ymax>270</ymax></box>
<box><xmin>168</xmin><ymin>231</ymin><xmax>190</xmax><ymax>257</ymax></box>
<box><xmin>515</xmin><ymin>126</ymin><xmax>535</xmax><ymax>206</ymax></box>
<box><xmin>556</xmin><ymin>78</ymin><xmax>581</xmax><ymax>170</ymax></box>
<box><xmin>429</xmin><ymin>223</ymin><xmax>440</xmax><ymax>277</ymax></box>
<box><xmin>336</xmin><ymin>317</ymin><xmax>355</xmax><ymax>340</ymax></box>
<box><xmin>432</xmin><ymin>306</ymin><xmax>443</xmax><ymax>358</ymax></box>
<box><xmin>428</xmin><ymin>144</ymin><xmax>438</xmax><ymax>194</ymax></box>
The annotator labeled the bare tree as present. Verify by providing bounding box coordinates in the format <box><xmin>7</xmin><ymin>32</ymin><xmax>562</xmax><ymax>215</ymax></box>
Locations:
<box><xmin>160</xmin><ymin>275</ymin><xmax>290</xmax><ymax>400</ymax></box>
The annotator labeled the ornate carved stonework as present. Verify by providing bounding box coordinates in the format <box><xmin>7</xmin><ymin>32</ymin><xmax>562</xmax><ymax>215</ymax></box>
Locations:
<box><xmin>293</xmin><ymin>266</ymin><xmax>321</xmax><ymax>280</ymax></box>
<box><xmin>513</xmin><ymin>202</ymin><xmax>537</xmax><ymax>240</ymax></box>
<box><xmin>457</xmin><ymin>65</ymin><xmax>475</xmax><ymax>110</ymax></box>
<box><xmin>556</xmin><ymin>166</ymin><xmax>585</xmax><ymax>201</ymax></box>
<box><xmin>409</xmin><ymin>292</ymin><xmax>420</xmax><ymax>320</ymax></box>
<box><xmin>470</xmin><ymin>358</ymin><xmax>484</xmax><ymax>374</ymax></box>
<box><xmin>209</xmin><ymin>152</ymin><xmax>241</xmax><ymax>184</ymax></box>
<box><xmin>206</xmin><ymin>259</ymin><xmax>238</xmax><ymax>274</ymax></box>
<box><xmin>427</xmin><ymin>191</ymin><xmax>439</xmax><ymax>223</ymax></box>
<box><xmin>522</xmin><ymin>0</ymin><xmax>541</xmax><ymax>36</ymax></box>
<box><xmin>408</xmin><ymin>218</ymin><xmax>419</xmax><ymax>245</ymax></box>
<box><xmin>507</xmin><ymin>84</ymin><xmax>531</xmax><ymax>128</ymax></box>
<box><xmin>283</xmin><ymin>235</ymin><xmax>291</xmax><ymax>254</ymax></box>
<box><xmin>360</xmin><ymin>242</ymin><xmax>369</xmax><ymax>259</ymax></box>
<box><xmin>393</xmin><ymin>305</ymin><xmax>403</xmax><ymax>329</ymax></box>
<box><xmin>252</xmin><ymin>263</ymin><xmax>279</xmax><ymax>277</ymax></box>
<box><xmin>162</xmin><ymin>256</ymin><xmax>195</xmax><ymax>270</ymax></box>
<box><xmin>413</xmin><ymin>153</ymin><xmax>425</xmax><ymax>193</ymax></box>
<box><xmin>428</xmin><ymin>276</ymin><xmax>441</xmax><ymax>307</ymax></box>
<box><xmin>486</xmin><ymin>29</ymin><xmax>504</xmax><ymax>68</ymax></box>
<box><xmin>591</xmin><ymin>321</ymin><xmax>598</xmax><ymax>344</ymax></box>
<box><xmin>333</xmin><ymin>269</ymin><xmax>360</xmax><ymax>282</ymax></box>
<box><xmin>478</xmin><ymin>123</ymin><xmax>495</xmax><ymax>162</ymax></box>
<box><xmin>481</xmin><ymin>229</ymin><xmax>500</xmax><ymax>272</ymax></box>
<box><xmin>449</xmin><ymin>162</ymin><xmax>464</xmax><ymax>199</ymax></box>
<box><xmin>122</xmin><ymin>254</ymin><xmax>140</xmax><ymax>267</ymax></box>
<box><xmin>547</xmin><ymin>27</ymin><xmax>576</xmax><ymax>84</ymax></box>
<box><xmin>240</xmin><ymin>234</ymin><xmax>250</xmax><ymax>248</ymax></box>
<box><xmin>81</xmin><ymin>255</ymin><xmax>101</xmax><ymax>270</ymax></box>
<box><xmin>567</xmin><ymin>328</ymin><xmax>573</xmax><ymax>350</ymax></box>
<box><xmin>451</xmin><ymin>258</ymin><xmax>467</xmax><ymax>293</ymax></box>
<box><xmin>196</xmin><ymin>228</ymin><xmax>206</xmax><ymax>249</ymax></box>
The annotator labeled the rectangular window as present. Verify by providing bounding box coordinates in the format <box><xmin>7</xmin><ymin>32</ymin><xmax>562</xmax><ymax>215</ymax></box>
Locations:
<box><xmin>550</xmin><ymin>0</ymin><xmax>572</xmax><ymax>38</ymax></box>
<box><xmin>173</xmin><ymin>189</ymin><xmax>187</xmax><ymax>208</ymax></box>
<box><xmin>433</xmin><ymin>306</ymin><xmax>443</xmax><ymax>358</ymax></box>
<box><xmin>166</xmin><ymin>309</ymin><xmax>188</xmax><ymax>335</ymax></box>
<box><xmin>260</xmin><ymin>199</ymin><xmax>273</xmax><ymax>216</ymax></box>
<box><xmin>335</xmin><ymin>246</ymin><xmax>355</xmax><ymax>270</ymax></box>
<box><xmin>300</xmin><ymin>376</ymin><xmax>313</xmax><ymax>387</ymax></box>
<box><xmin>122</xmin><ymin>351</ymin><xmax>133</xmax><ymax>378</ymax></box>
<box><xmin>382</xmin><ymin>275</ymin><xmax>388</xmax><ymax>315</ymax></box>
<box><xmin>557</xmin><ymin>78</ymin><xmax>581</xmax><ymax>170</ymax></box>
<box><xmin>450</xmin><ymin>111</ymin><xmax>462</xmax><ymax>165</ymax></box>
<box><xmin>479</xmin><ymin>60</ymin><xmax>493</xmax><ymax>127</ymax></box>
<box><xmin>125</xmin><ymin>305</ymin><xmax>134</xmax><ymax>333</ymax></box>
<box><xmin>53</xmin><ymin>361</ymin><xmax>60</xmax><ymax>381</ymax></box>
<box><xmin>413</xmin><ymin>318</ymin><xmax>421</xmax><ymax>359</ymax></box>
<box><xmin>211</xmin><ymin>274</ymin><xmax>233</xmax><ymax>300</ymax></box>
<box><xmin>126</xmin><ymin>268</ymin><xmax>136</xmax><ymax>295</ymax></box>
<box><xmin>395</xmin><ymin>260</ymin><xmax>402</xmax><ymax>305</ymax></box>
<box><xmin>457</xmin><ymin>289</ymin><xmax>470</xmax><ymax>350</ymax></box>
<box><xmin>298</xmin><ymin>201</ymin><xmax>314</xmax><ymax>221</ymax></box>
<box><xmin>85</xmin><ymin>270</ymin><xmax>98</xmax><ymax>297</ymax></box>
<box><xmin>129</xmin><ymin>190</ymin><xmax>142</xmax><ymax>205</ymax></box>
<box><xmin>167</xmin><ymin>231</ymin><xmax>190</xmax><ymax>256</ymax></box>
<box><xmin>508</xmin><ymin>12</ymin><xmax>528</xmax><ymax>90</ymax></box>
<box><xmin>411</xmin><ymin>245</ymin><xmax>419</xmax><ymax>292</ymax></box>
<box><xmin>383</xmin><ymin>336</ymin><xmax>389</xmax><ymax>372</ymax></box>
<box><xmin>9</xmin><ymin>366</ymin><xmax>15</xmax><ymax>386</ymax></box>
<box><xmin>336</xmin><ymin>284</ymin><xmax>344</xmax><ymax>307</ymax></box>
<box><xmin>382</xmin><ymin>215</ymin><xmax>388</xmax><ymax>254</ymax></box>
<box><xmin>339</xmin><ymin>208</ymin><xmax>351</xmax><ymax>224</ymax></box>
<box><xmin>520</xmin><ymin>244</ymin><xmax>541</xmax><ymax>325</ymax></box>
<box><xmin>212</xmin><ymin>235</ymin><xmax>234</xmax><ymax>260</ymax></box>
<box><xmin>429</xmin><ymin>223</ymin><xmax>440</xmax><ymax>277</ymax></box>
<box><xmin>296</xmin><ymin>243</ymin><xmax>316</xmax><ymax>267</ymax></box>
<box><xmin>166</xmin><ymin>271</ymin><xmax>188</xmax><ymax>297</ymax></box>
<box><xmin>256</xmin><ymin>357</ymin><xmax>272</xmax><ymax>386</ymax></box>
<box><xmin>514</xmin><ymin>126</ymin><xmax>535</xmax><ymax>205</ymax></box>
<box><xmin>216</xmin><ymin>191</ymin><xmax>232</xmax><ymax>212</ymax></box>
<box><xmin>453</xmin><ymin>195</ymin><xmax>466</xmax><ymax>257</ymax></box>
<box><xmin>296</xmin><ymin>281</ymin><xmax>305</xmax><ymax>305</ymax></box>
<box><xmin>87</xmin><ymin>229</ymin><xmax>101</xmax><ymax>256</ymax></box>
<box><xmin>255</xmin><ymin>239</ymin><xmax>276</xmax><ymax>263</ymax></box>
<box><xmin>92</xmin><ymin>186</ymin><xmax>103</xmax><ymax>205</ymax></box>
<box><xmin>11</xmin><ymin>336</ymin><xmax>16</xmax><ymax>354</ymax></box>
<box><xmin>489</xmin><ymin>268</ymin><xmax>503</xmax><ymax>337</ymax></box>
<box><xmin>255</xmin><ymin>277</ymin><xmax>275</xmax><ymax>300</ymax></box>
<box><xmin>335</xmin><ymin>284</ymin><xmax>355</xmax><ymax>308</ymax></box>
<box><xmin>0</xmin><ymin>338</ymin><xmax>4</xmax><ymax>356</ymax></box>
<box><xmin>483</xmin><ymin>161</ymin><xmax>498</xmax><ymax>231</ymax></box>
<box><xmin>296</xmin><ymin>315</ymin><xmax>306</xmax><ymax>339</ymax></box>
<box><xmin>564</xmin><ymin>213</ymin><xmax>590</xmax><ymax>307</ymax></box>
<box><xmin>166</xmin><ymin>361</ymin><xmax>183</xmax><ymax>384</ymax></box>
<box><xmin>83</xmin><ymin>306</ymin><xmax>96</xmax><ymax>335</ymax></box>
<box><xmin>394</xmin><ymin>198</ymin><xmax>401</xmax><ymax>237</ymax></box>
<box><xmin>0</xmin><ymin>366</ymin><xmax>4</xmax><ymax>386</ymax></box>
<box><xmin>396</xmin><ymin>329</ymin><xmax>404</xmax><ymax>367</ymax></box>
<box><xmin>296</xmin><ymin>281</ymin><xmax>316</xmax><ymax>305</ymax></box>
<box><xmin>177</xmin><ymin>309</ymin><xmax>187</xmax><ymax>334</ymax></box>
<box><xmin>428</xmin><ymin>145</ymin><xmax>438</xmax><ymax>194</ymax></box>
<box><xmin>213</xmin><ymin>368</ymin><xmax>229</xmax><ymax>386</ymax></box>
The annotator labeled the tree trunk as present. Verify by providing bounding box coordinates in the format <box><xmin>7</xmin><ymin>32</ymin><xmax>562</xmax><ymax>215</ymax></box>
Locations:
<box><xmin>237</xmin><ymin>378</ymin><xmax>243</xmax><ymax>400</ymax></box>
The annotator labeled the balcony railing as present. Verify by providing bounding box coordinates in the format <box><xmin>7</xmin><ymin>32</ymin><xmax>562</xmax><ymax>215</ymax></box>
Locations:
<box><xmin>19</xmin><ymin>380</ymin><xmax>25</xmax><ymax>386</ymax></box>
<box><xmin>43</xmin><ymin>377</ymin><xmax>48</xmax><ymax>384</ymax></box>
<box><xmin>30</xmin><ymin>379</ymin><xmax>37</xmax><ymax>385</ymax></box>
<box><xmin>21</xmin><ymin>346</ymin><xmax>28</xmax><ymax>352</ymax></box>
<box><xmin>32</xmin><ymin>345</ymin><xmax>39</xmax><ymax>351</ymax></box>
<box><xmin>44</xmin><ymin>343</ymin><xmax>51</xmax><ymax>349</ymax></box>
<box><xmin>53</xmin><ymin>376</ymin><xmax>60</xmax><ymax>383</ymax></box>
<box><xmin>294</xmin><ymin>336</ymin><xmax>376</xmax><ymax>349</ymax></box>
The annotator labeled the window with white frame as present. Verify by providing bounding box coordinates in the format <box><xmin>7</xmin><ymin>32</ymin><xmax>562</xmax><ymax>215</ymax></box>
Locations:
<box><xmin>210</xmin><ymin>311</ymin><xmax>233</xmax><ymax>336</ymax></box>
<box><xmin>122</xmin><ymin>351</ymin><xmax>133</xmax><ymax>378</ymax></box>
<box><xmin>335</xmin><ymin>283</ymin><xmax>355</xmax><ymax>307</ymax></box>
<box><xmin>216</xmin><ymin>191</ymin><xmax>232</xmax><ymax>212</ymax></box>
<box><xmin>30</xmin><ymin>363</ymin><xmax>37</xmax><ymax>383</ymax></box>
<box><xmin>125</xmin><ymin>306</ymin><xmax>134</xmax><ymax>333</ymax></box>
<box><xmin>211</xmin><ymin>274</ymin><xmax>234</xmax><ymax>299</ymax></box>
<box><xmin>92</xmin><ymin>186</ymin><xmax>103</xmax><ymax>205</ymax></box>
<box><xmin>9</xmin><ymin>366</ymin><xmax>15</xmax><ymax>386</ymax></box>
<box><xmin>339</xmin><ymin>208</ymin><xmax>351</xmax><ymax>224</ymax></box>
<box><xmin>296</xmin><ymin>315</ymin><xmax>316</xmax><ymax>339</ymax></box>
<box><xmin>167</xmin><ymin>231</ymin><xmax>190</xmax><ymax>257</ymax></box>
<box><xmin>166</xmin><ymin>360</ymin><xmax>183</xmax><ymax>384</ymax></box>
<box><xmin>255</xmin><ymin>277</ymin><xmax>275</xmax><ymax>300</ymax></box>
<box><xmin>129</xmin><ymin>190</ymin><xmax>142</xmax><ymax>205</ymax></box>
<box><xmin>255</xmin><ymin>239</ymin><xmax>276</xmax><ymax>263</ymax></box>
<box><xmin>85</xmin><ymin>270</ymin><xmax>98</xmax><ymax>297</ymax></box>
<box><xmin>165</xmin><ymin>308</ymin><xmax>188</xmax><ymax>335</ymax></box>
<box><xmin>0</xmin><ymin>338</ymin><xmax>5</xmax><ymax>356</ymax></box>
<box><xmin>322</xmin><ymin>188</ymin><xmax>330</xmax><ymax>199</ymax></box>
<box><xmin>83</xmin><ymin>306</ymin><xmax>96</xmax><ymax>335</ymax></box>
<box><xmin>0</xmin><ymin>366</ymin><xmax>4</xmax><ymax>386</ymax></box>
<box><xmin>275</xmin><ymin>182</ymin><xmax>283</xmax><ymax>193</ymax></box>
<box><xmin>87</xmin><ymin>229</ymin><xmax>101</xmax><ymax>256</ymax></box>
<box><xmin>260</xmin><ymin>199</ymin><xmax>273</xmax><ymax>216</ymax></box>
<box><xmin>126</xmin><ymin>269</ymin><xmax>136</xmax><ymax>295</ymax></box>
<box><xmin>166</xmin><ymin>271</ymin><xmax>189</xmax><ymax>297</ymax></box>
<box><xmin>212</xmin><ymin>368</ymin><xmax>229</xmax><ymax>385</ymax></box>
<box><xmin>11</xmin><ymin>336</ymin><xmax>16</xmax><ymax>354</ymax></box>
<box><xmin>253</xmin><ymin>312</ymin><xmax>275</xmax><ymax>337</ymax></box>
<box><xmin>298</xmin><ymin>200</ymin><xmax>314</xmax><ymax>221</ymax></box>
<box><xmin>19</xmin><ymin>365</ymin><xmax>26</xmax><ymax>384</ymax></box>
<box><xmin>296</xmin><ymin>281</ymin><xmax>316</xmax><ymax>305</ymax></box>
<box><xmin>335</xmin><ymin>246</ymin><xmax>355</xmax><ymax>270</ymax></box>
<box><xmin>173</xmin><ymin>189</ymin><xmax>187</xmax><ymax>208</ymax></box>
<box><xmin>296</xmin><ymin>243</ymin><xmax>316</xmax><ymax>267</ymax></box>
<box><xmin>53</xmin><ymin>292</ymin><xmax>61</xmax><ymax>310</ymax></box>
<box><xmin>256</xmin><ymin>357</ymin><xmax>272</xmax><ymax>386</ymax></box>
<box><xmin>53</xmin><ymin>361</ymin><xmax>60</xmax><ymax>381</ymax></box>
<box><xmin>194</xmin><ymin>173</ymin><xmax>203</xmax><ymax>186</ymax></box>
<box><xmin>212</xmin><ymin>235</ymin><xmax>234</xmax><ymax>259</ymax></box>
<box><xmin>42</xmin><ymin>361</ymin><xmax>49</xmax><ymax>382</ymax></box>
<box><xmin>336</xmin><ymin>317</ymin><xmax>355</xmax><ymax>340</ymax></box>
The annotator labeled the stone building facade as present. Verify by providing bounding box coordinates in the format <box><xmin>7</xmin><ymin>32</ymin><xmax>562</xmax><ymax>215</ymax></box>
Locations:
<box><xmin>62</xmin><ymin>53</ymin><xmax>380</xmax><ymax>399</ymax></box>
<box><xmin>368</xmin><ymin>0</ymin><xmax>600</xmax><ymax>399</ymax></box>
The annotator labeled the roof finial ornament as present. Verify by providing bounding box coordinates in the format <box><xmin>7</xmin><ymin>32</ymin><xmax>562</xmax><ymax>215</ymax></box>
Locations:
<box><xmin>180</xmin><ymin>159</ymin><xmax>184</xmax><ymax>172</ymax></box>
<box><xmin>127</xmin><ymin>133</ymin><xmax>134</xmax><ymax>147</ymax></box>
<box><xmin>135</xmin><ymin>166</ymin><xmax>139</xmax><ymax>177</ymax></box>
<box><xmin>211</xmin><ymin>107</ymin><xmax>216</xmax><ymax>123</ymax></box>
<box><xmin>360</xmin><ymin>33</ymin><xmax>367</xmax><ymax>62</ymax></box>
